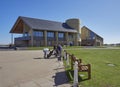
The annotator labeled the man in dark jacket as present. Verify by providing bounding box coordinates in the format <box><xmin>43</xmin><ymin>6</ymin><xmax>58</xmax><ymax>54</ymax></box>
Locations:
<box><xmin>57</xmin><ymin>44</ymin><xmax>63</xmax><ymax>61</ymax></box>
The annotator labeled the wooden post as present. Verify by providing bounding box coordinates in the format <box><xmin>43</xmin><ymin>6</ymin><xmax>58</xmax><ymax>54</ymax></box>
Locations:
<box><xmin>73</xmin><ymin>61</ymin><xmax>78</xmax><ymax>87</ymax></box>
<box><xmin>64</xmin><ymin>51</ymin><xmax>67</xmax><ymax>60</ymax></box>
<box><xmin>88</xmin><ymin>64</ymin><xmax>91</xmax><ymax>79</ymax></box>
<box><xmin>71</xmin><ymin>54</ymin><xmax>73</xmax><ymax>70</ymax></box>
<box><xmin>66</xmin><ymin>53</ymin><xmax>70</xmax><ymax>66</ymax></box>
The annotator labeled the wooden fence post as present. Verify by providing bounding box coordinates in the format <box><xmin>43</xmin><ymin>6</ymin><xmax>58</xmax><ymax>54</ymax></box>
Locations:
<box><xmin>73</xmin><ymin>61</ymin><xmax>78</xmax><ymax>87</ymax></box>
<box><xmin>66</xmin><ymin>53</ymin><xmax>70</xmax><ymax>66</ymax></box>
<box><xmin>71</xmin><ymin>54</ymin><xmax>74</xmax><ymax>70</ymax></box>
<box><xmin>64</xmin><ymin>51</ymin><xmax>67</xmax><ymax>60</ymax></box>
<box><xmin>88</xmin><ymin>64</ymin><xmax>91</xmax><ymax>79</ymax></box>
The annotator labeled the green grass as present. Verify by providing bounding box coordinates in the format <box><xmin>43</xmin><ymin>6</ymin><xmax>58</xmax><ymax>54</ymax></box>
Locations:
<box><xmin>27</xmin><ymin>45</ymin><xmax>83</xmax><ymax>50</ymax></box>
<box><xmin>65</xmin><ymin>48</ymin><xmax>120</xmax><ymax>87</ymax></box>
<box><xmin>27</xmin><ymin>46</ymin><xmax>106</xmax><ymax>50</ymax></box>
<box><xmin>28</xmin><ymin>46</ymin><xmax>53</xmax><ymax>50</ymax></box>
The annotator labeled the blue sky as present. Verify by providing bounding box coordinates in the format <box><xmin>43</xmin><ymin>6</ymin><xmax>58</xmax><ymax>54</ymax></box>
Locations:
<box><xmin>0</xmin><ymin>0</ymin><xmax>120</xmax><ymax>44</ymax></box>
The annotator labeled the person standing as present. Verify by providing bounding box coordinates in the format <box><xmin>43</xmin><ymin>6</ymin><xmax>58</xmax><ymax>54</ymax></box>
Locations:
<box><xmin>57</xmin><ymin>44</ymin><xmax>63</xmax><ymax>67</ymax></box>
<box><xmin>57</xmin><ymin>44</ymin><xmax>63</xmax><ymax>61</ymax></box>
<box><xmin>53</xmin><ymin>44</ymin><xmax>58</xmax><ymax>57</ymax></box>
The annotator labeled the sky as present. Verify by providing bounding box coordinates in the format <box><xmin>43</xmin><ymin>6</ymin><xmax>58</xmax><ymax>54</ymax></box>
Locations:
<box><xmin>0</xmin><ymin>0</ymin><xmax>120</xmax><ymax>44</ymax></box>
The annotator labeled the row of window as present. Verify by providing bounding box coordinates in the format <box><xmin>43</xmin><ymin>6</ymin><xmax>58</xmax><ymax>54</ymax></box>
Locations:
<box><xmin>33</xmin><ymin>31</ymin><xmax>64</xmax><ymax>38</ymax></box>
<box><xmin>33</xmin><ymin>31</ymin><xmax>43</xmax><ymax>37</ymax></box>
<box><xmin>23</xmin><ymin>31</ymin><xmax>75</xmax><ymax>40</ymax></box>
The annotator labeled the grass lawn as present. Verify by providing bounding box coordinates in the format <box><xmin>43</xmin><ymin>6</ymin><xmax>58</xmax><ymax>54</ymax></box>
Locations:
<box><xmin>27</xmin><ymin>46</ymin><xmax>83</xmax><ymax>50</ymax></box>
<box><xmin>65</xmin><ymin>48</ymin><xmax>120</xmax><ymax>87</ymax></box>
<box><xmin>28</xmin><ymin>46</ymin><xmax>53</xmax><ymax>50</ymax></box>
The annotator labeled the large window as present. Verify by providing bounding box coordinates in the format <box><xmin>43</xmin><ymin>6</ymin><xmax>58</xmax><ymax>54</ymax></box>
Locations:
<box><xmin>90</xmin><ymin>32</ymin><xmax>95</xmax><ymax>39</ymax></box>
<box><xmin>47</xmin><ymin>32</ymin><xmax>54</xmax><ymax>38</ymax></box>
<box><xmin>58</xmin><ymin>33</ymin><xmax>64</xmax><ymax>38</ymax></box>
<box><xmin>23</xmin><ymin>32</ymin><xmax>30</xmax><ymax>37</ymax></box>
<box><xmin>33</xmin><ymin>31</ymin><xmax>43</xmax><ymax>37</ymax></box>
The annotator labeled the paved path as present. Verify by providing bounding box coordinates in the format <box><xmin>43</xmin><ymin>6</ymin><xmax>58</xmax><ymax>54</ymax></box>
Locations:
<box><xmin>0</xmin><ymin>50</ymin><xmax>71</xmax><ymax>87</ymax></box>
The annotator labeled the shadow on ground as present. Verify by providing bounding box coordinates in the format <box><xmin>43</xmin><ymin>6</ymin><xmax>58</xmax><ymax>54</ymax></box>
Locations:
<box><xmin>33</xmin><ymin>57</ymin><xmax>44</xmax><ymax>59</ymax></box>
<box><xmin>33</xmin><ymin>56</ymin><xmax>57</xmax><ymax>60</ymax></box>
<box><xmin>52</xmin><ymin>70</ymin><xmax>69</xmax><ymax>86</ymax></box>
<box><xmin>67</xmin><ymin>70</ymin><xmax>90</xmax><ymax>82</ymax></box>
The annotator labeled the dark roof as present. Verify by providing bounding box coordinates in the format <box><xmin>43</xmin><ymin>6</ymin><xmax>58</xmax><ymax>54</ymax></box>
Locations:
<box><xmin>10</xmin><ymin>16</ymin><xmax>77</xmax><ymax>33</ymax></box>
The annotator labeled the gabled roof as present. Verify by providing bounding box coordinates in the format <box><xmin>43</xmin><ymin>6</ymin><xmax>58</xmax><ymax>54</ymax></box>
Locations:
<box><xmin>81</xmin><ymin>26</ymin><xmax>103</xmax><ymax>39</ymax></box>
<box><xmin>10</xmin><ymin>16</ymin><xmax>77</xmax><ymax>33</ymax></box>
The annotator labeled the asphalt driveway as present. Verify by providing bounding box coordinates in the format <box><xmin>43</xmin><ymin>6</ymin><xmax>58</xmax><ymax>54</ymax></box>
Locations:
<box><xmin>0</xmin><ymin>50</ymin><xmax>71</xmax><ymax>87</ymax></box>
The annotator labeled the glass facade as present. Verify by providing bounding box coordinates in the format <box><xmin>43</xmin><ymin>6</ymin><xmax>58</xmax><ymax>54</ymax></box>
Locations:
<box><xmin>33</xmin><ymin>31</ymin><xmax>43</xmax><ymax>37</ymax></box>
<box><xmin>47</xmin><ymin>32</ymin><xmax>54</xmax><ymax>38</ymax></box>
<box><xmin>90</xmin><ymin>32</ymin><xmax>95</xmax><ymax>39</ymax></box>
<box><xmin>58</xmin><ymin>33</ymin><xmax>64</xmax><ymax>38</ymax></box>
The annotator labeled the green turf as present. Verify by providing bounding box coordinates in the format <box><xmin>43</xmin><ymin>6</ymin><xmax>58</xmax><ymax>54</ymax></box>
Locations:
<box><xmin>28</xmin><ymin>46</ymin><xmax>53</xmax><ymax>50</ymax></box>
<box><xmin>65</xmin><ymin>48</ymin><xmax>120</xmax><ymax>87</ymax></box>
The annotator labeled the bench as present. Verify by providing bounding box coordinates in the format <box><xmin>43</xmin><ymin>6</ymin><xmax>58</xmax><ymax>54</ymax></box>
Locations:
<box><xmin>70</xmin><ymin>54</ymin><xmax>82</xmax><ymax>69</ymax></box>
<box><xmin>71</xmin><ymin>54</ymin><xmax>91</xmax><ymax>79</ymax></box>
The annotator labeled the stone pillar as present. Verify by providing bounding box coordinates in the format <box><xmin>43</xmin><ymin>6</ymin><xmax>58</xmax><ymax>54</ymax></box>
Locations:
<box><xmin>31</xmin><ymin>29</ymin><xmax>34</xmax><ymax>47</ymax></box>
<box><xmin>73</xmin><ymin>33</ymin><xmax>78</xmax><ymax>46</ymax></box>
<box><xmin>65</xmin><ymin>32</ymin><xmax>69</xmax><ymax>45</ymax></box>
<box><xmin>11</xmin><ymin>33</ymin><xmax>13</xmax><ymax>45</ymax></box>
<box><xmin>55</xmin><ymin>31</ymin><xmax>58</xmax><ymax>44</ymax></box>
<box><xmin>44</xmin><ymin>31</ymin><xmax>47</xmax><ymax>46</ymax></box>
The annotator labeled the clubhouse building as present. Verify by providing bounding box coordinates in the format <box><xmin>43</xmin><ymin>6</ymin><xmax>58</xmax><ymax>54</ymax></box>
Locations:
<box><xmin>10</xmin><ymin>16</ymin><xmax>103</xmax><ymax>47</ymax></box>
<box><xmin>81</xmin><ymin>26</ymin><xmax>103</xmax><ymax>46</ymax></box>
